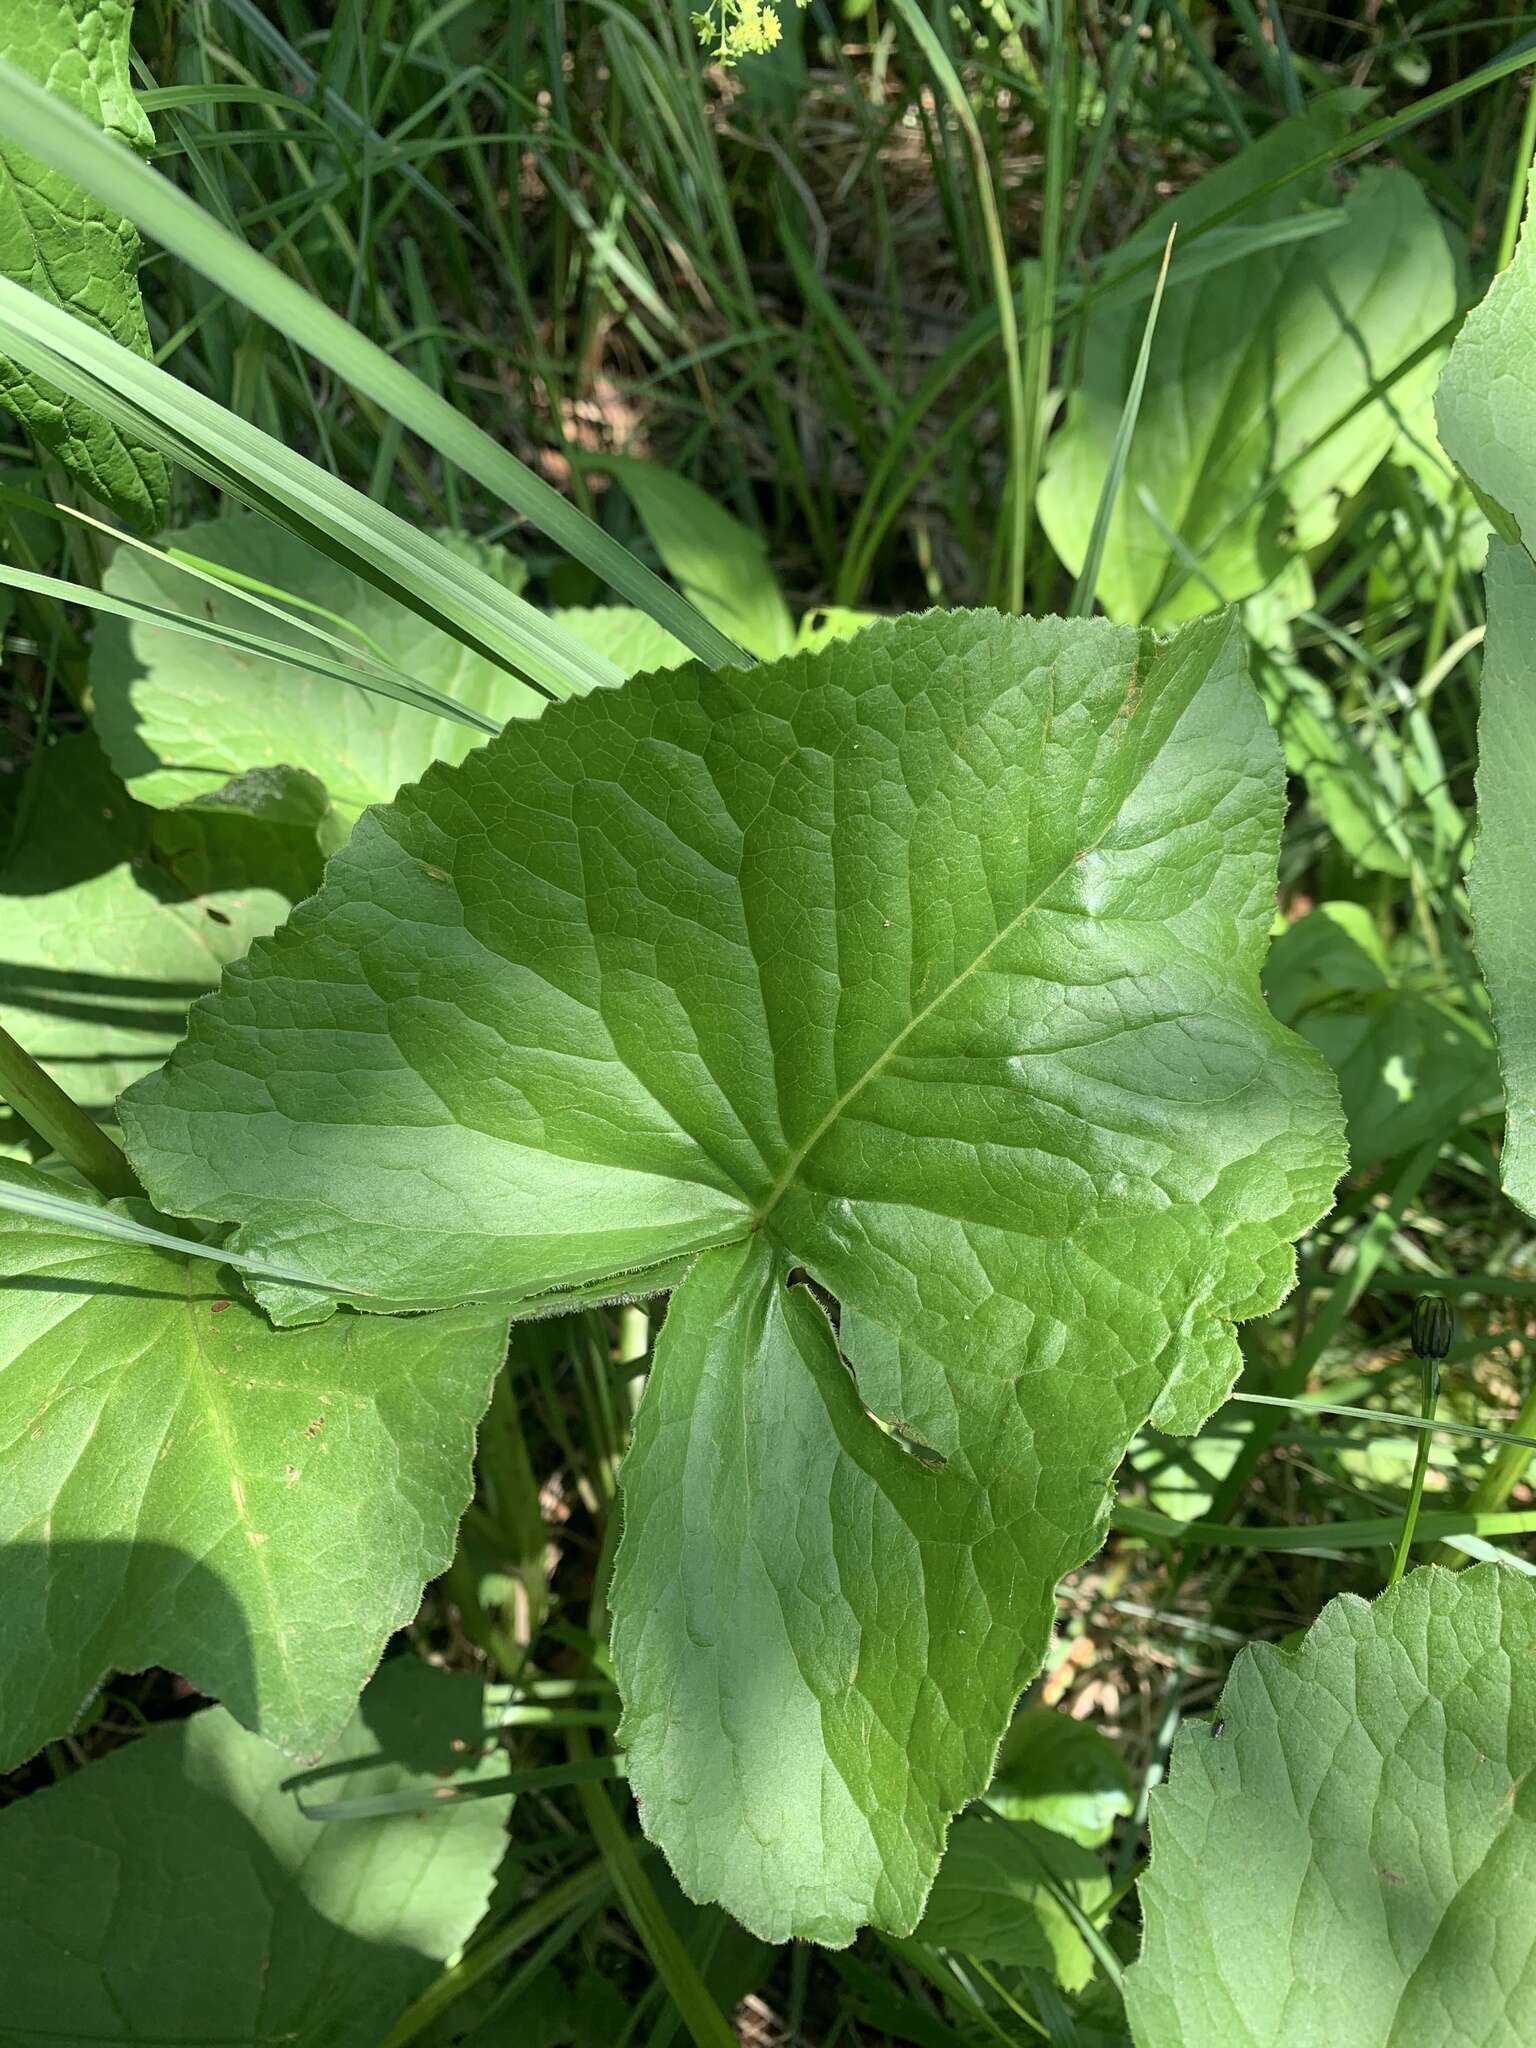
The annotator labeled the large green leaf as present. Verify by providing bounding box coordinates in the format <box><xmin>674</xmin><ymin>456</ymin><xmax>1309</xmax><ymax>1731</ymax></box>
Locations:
<box><xmin>1040</xmin><ymin>107</ymin><xmax>1456</xmax><ymax>624</ymax></box>
<box><xmin>0</xmin><ymin>730</ymin><xmax>320</xmax><ymax>1136</ymax></box>
<box><xmin>90</xmin><ymin>514</ymin><xmax>692</xmax><ymax>834</ymax></box>
<box><xmin>0</xmin><ymin>1158</ymin><xmax>508</xmax><ymax>1769</ymax></box>
<box><xmin>0</xmin><ymin>1</ymin><xmax>168</xmax><ymax>527</ymax></box>
<box><xmin>1435</xmin><ymin>177</ymin><xmax>1536</xmax><ymax>549</ymax></box>
<box><xmin>0</xmin><ymin>1658</ymin><xmax>510</xmax><ymax>2047</ymax></box>
<box><xmin>1263</xmin><ymin>902</ymin><xmax>1497</xmax><ymax>1166</ymax></box>
<box><xmin>119</xmin><ymin>609</ymin><xmax>1343</xmax><ymax>1939</ymax></box>
<box><xmin>1126</xmin><ymin>1565</ymin><xmax>1536</xmax><ymax>2047</ymax></box>
<box><xmin>1437</xmin><ymin>185</ymin><xmax>1536</xmax><ymax>1219</ymax></box>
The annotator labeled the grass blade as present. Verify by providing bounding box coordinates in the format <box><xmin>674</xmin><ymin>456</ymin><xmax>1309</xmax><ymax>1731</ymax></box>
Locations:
<box><xmin>1229</xmin><ymin>1389</ymin><xmax>1536</xmax><ymax>1456</ymax></box>
<box><xmin>1069</xmin><ymin>211</ymin><xmax>1340</xmax><ymax>319</ymax></box>
<box><xmin>1201</xmin><ymin>1140</ymin><xmax>1443</xmax><ymax>1527</ymax></box>
<box><xmin>1386</xmin><ymin>1355</ymin><xmax>1440</xmax><ymax>1587</ymax></box>
<box><xmin>888</xmin><ymin>0</ymin><xmax>1029</xmax><ymax>613</ymax></box>
<box><xmin>1068</xmin><ymin>226</ymin><xmax>1176</xmax><ymax>617</ymax></box>
<box><xmin>211</xmin><ymin>0</ymin><xmax>485</xmax><ymax>247</ymax></box>
<box><xmin>1065</xmin><ymin>0</ymin><xmax>1153</xmax><ymax>262</ymax></box>
<box><xmin>0</xmin><ymin>1178</ymin><xmax>369</xmax><ymax>1295</ymax></box>
<box><xmin>378</xmin><ymin>1860</ymin><xmax>613</xmax><ymax>2048</ymax></box>
<box><xmin>567</xmin><ymin>1729</ymin><xmax>737</xmax><ymax>2048</ymax></box>
<box><xmin>285</xmin><ymin>1755</ymin><xmax>621</xmax><ymax>1821</ymax></box>
<box><xmin>0</xmin><ymin>272</ymin><xmax>614</xmax><ymax>699</ymax></box>
<box><xmin>62</xmin><ymin>503</ymin><xmax>410</xmax><ymax>668</ymax></box>
<box><xmin>1157</xmin><ymin>0</ymin><xmax>1253</xmax><ymax>142</ymax></box>
<box><xmin>0</xmin><ymin>58</ymin><xmax>750</xmax><ymax>673</ymax></box>
<box><xmin>1114</xmin><ymin>1502</ymin><xmax>1536</xmax><ymax>1553</ymax></box>
<box><xmin>0</xmin><ymin>563</ymin><xmax>500</xmax><ymax>733</ymax></box>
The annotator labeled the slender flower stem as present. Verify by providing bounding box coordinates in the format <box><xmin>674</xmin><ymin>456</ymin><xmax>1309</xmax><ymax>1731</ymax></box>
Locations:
<box><xmin>1387</xmin><ymin>1352</ymin><xmax>1440</xmax><ymax>1588</ymax></box>
<box><xmin>1389</xmin><ymin>1299</ymin><xmax>1453</xmax><ymax>1588</ymax></box>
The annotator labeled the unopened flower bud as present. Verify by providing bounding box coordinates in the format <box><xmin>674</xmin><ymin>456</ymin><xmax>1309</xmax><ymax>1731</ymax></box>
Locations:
<box><xmin>1411</xmin><ymin>1293</ymin><xmax>1454</xmax><ymax>1363</ymax></box>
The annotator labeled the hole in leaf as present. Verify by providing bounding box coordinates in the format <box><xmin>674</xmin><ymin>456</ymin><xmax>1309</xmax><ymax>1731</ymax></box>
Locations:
<box><xmin>786</xmin><ymin>1266</ymin><xmax>947</xmax><ymax>1471</ymax></box>
<box><xmin>785</xmin><ymin>1265</ymin><xmax>840</xmax><ymax>1332</ymax></box>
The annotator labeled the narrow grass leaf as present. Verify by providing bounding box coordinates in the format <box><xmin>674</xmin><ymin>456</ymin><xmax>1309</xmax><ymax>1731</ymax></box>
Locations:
<box><xmin>1114</xmin><ymin>1503</ymin><xmax>1536</xmax><ymax>1552</ymax></box>
<box><xmin>888</xmin><ymin>0</ymin><xmax>1029</xmax><ymax>612</ymax></box>
<box><xmin>0</xmin><ymin>273</ymin><xmax>618</xmax><ymax>699</ymax></box>
<box><xmin>0</xmin><ymin>1172</ymin><xmax>364</xmax><ymax>1297</ymax></box>
<box><xmin>1068</xmin><ymin>228</ymin><xmax>1176</xmax><ymax>618</ymax></box>
<box><xmin>0</xmin><ymin>59</ymin><xmax>750</xmax><ymax>671</ymax></box>
<box><xmin>0</xmin><ymin>562</ymin><xmax>498</xmax><ymax>733</ymax></box>
<box><xmin>287</xmin><ymin>1755</ymin><xmax>621</xmax><ymax>1823</ymax></box>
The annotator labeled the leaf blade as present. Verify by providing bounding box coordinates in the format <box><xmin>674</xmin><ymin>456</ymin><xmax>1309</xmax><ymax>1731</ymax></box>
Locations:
<box><xmin>0</xmin><ymin>0</ymin><xmax>168</xmax><ymax>526</ymax></box>
<box><xmin>0</xmin><ymin>731</ymin><xmax>320</xmax><ymax>1132</ymax></box>
<box><xmin>0</xmin><ymin>1160</ymin><xmax>508</xmax><ymax>1767</ymax></box>
<box><xmin>600</xmin><ymin>455</ymin><xmax>796</xmax><ymax>661</ymax></box>
<box><xmin>613</xmin><ymin>1236</ymin><xmax>1017</xmax><ymax>1945</ymax></box>
<box><xmin>1041</xmin><ymin>114</ymin><xmax>1456</xmax><ymax>624</ymax></box>
<box><xmin>0</xmin><ymin>1660</ymin><xmax>511</xmax><ymax>2048</ymax></box>
<box><xmin>1436</xmin><ymin>173</ymin><xmax>1536</xmax><ymax>1219</ymax></box>
<box><xmin>1125</xmin><ymin>1565</ymin><xmax>1536</xmax><ymax>2047</ymax></box>
<box><xmin>117</xmin><ymin>608</ymin><xmax>1344</xmax><ymax>1938</ymax></box>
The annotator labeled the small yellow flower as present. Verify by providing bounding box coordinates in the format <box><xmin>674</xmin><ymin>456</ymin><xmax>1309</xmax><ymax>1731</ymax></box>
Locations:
<box><xmin>693</xmin><ymin>0</ymin><xmax>797</xmax><ymax>65</ymax></box>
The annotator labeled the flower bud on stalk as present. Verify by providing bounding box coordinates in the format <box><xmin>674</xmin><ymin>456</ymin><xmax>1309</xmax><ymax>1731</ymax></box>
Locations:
<box><xmin>1411</xmin><ymin>1293</ymin><xmax>1455</xmax><ymax>1363</ymax></box>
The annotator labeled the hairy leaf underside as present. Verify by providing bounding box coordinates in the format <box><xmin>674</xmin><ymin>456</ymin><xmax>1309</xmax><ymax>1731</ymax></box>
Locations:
<box><xmin>1128</xmin><ymin>1566</ymin><xmax>1536</xmax><ymax>2047</ymax></box>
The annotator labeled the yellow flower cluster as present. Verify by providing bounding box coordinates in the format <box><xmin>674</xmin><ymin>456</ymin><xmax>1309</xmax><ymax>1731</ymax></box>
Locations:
<box><xmin>691</xmin><ymin>0</ymin><xmax>807</xmax><ymax>65</ymax></box>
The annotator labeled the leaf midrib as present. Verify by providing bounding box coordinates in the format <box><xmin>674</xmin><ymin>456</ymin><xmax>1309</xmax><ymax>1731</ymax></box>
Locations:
<box><xmin>178</xmin><ymin>1257</ymin><xmax>302</xmax><ymax>1725</ymax></box>
<box><xmin>749</xmin><ymin>814</ymin><xmax>1117</xmax><ymax>1231</ymax></box>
